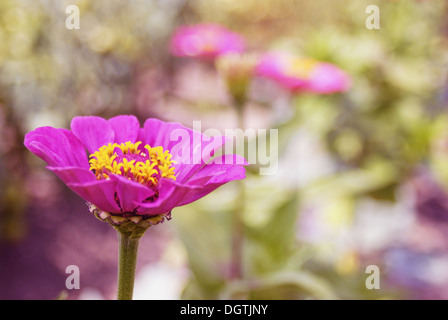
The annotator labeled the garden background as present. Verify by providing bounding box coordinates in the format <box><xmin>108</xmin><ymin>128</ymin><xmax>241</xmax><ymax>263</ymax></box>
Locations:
<box><xmin>1</xmin><ymin>0</ymin><xmax>448</xmax><ymax>300</ymax></box>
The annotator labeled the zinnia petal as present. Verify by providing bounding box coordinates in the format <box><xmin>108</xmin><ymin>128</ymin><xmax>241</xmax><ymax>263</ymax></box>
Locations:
<box><xmin>47</xmin><ymin>166</ymin><xmax>96</xmax><ymax>185</ymax></box>
<box><xmin>24</xmin><ymin>127</ymin><xmax>89</xmax><ymax>168</ymax></box>
<box><xmin>67</xmin><ymin>179</ymin><xmax>121</xmax><ymax>214</ymax></box>
<box><xmin>71</xmin><ymin>116</ymin><xmax>115</xmax><ymax>153</ymax></box>
<box><xmin>139</xmin><ymin>118</ymin><xmax>186</xmax><ymax>151</ymax></box>
<box><xmin>108</xmin><ymin>115</ymin><xmax>140</xmax><ymax>144</ymax></box>
<box><xmin>134</xmin><ymin>179</ymin><xmax>201</xmax><ymax>215</ymax></box>
<box><xmin>306</xmin><ymin>63</ymin><xmax>351</xmax><ymax>94</ymax></box>
<box><xmin>169</xmin><ymin>23</ymin><xmax>245</xmax><ymax>59</ymax></box>
<box><xmin>178</xmin><ymin>155</ymin><xmax>247</xmax><ymax>206</ymax></box>
<box><xmin>174</xmin><ymin>135</ymin><xmax>231</xmax><ymax>183</ymax></box>
<box><xmin>256</xmin><ymin>51</ymin><xmax>350</xmax><ymax>94</ymax></box>
<box><xmin>109</xmin><ymin>175</ymin><xmax>155</xmax><ymax>213</ymax></box>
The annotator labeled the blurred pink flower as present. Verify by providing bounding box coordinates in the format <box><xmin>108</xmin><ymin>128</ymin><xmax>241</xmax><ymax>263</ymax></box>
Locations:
<box><xmin>169</xmin><ymin>23</ymin><xmax>246</xmax><ymax>60</ymax></box>
<box><xmin>256</xmin><ymin>52</ymin><xmax>351</xmax><ymax>94</ymax></box>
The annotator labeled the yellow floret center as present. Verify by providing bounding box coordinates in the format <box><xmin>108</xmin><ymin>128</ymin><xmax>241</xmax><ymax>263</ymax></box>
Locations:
<box><xmin>89</xmin><ymin>141</ymin><xmax>176</xmax><ymax>186</ymax></box>
<box><xmin>287</xmin><ymin>57</ymin><xmax>318</xmax><ymax>79</ymax></box>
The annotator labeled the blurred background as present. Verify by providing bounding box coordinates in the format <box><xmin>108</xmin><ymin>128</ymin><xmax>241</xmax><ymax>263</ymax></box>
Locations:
<box><xmin>1</xmin><ymin>0</ymin><xmax>448</xmax><ymax>300</ymax></box>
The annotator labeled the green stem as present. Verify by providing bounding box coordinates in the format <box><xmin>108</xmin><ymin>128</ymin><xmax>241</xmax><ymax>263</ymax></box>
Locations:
<box><xmin>231</xmin><ymin>179</ymin><xmax>245</xmax><ymax>279</ymax></box>
<box><xmin>116</xmin><ymin>230</ymin><xmax>141</xmax><ymax>300</ymax></box>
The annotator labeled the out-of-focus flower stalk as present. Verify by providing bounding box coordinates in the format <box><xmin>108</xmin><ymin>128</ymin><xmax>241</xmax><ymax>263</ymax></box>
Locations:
<box><xmin>216</xmin><ymin>53</ymin><xmax>258</xmax><ymax>280</ymax></box>
<box><xmin>216</xmin><ymin>53</ymin><xmax>259</xmax><ymax>110</ymax></box>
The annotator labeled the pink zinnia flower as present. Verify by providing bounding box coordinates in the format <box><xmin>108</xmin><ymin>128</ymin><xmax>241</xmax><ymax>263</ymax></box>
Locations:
<box><xmin>169</xmin><ymin>23</ymin><xmax>246</xmax><ymax>60</ymax></box>
<box><xmin>24</xmin><ymin>115</ymin><xmax>247</xmax><ymax>225</ymax></box>
<box><xmin>256</xmin><ymin>52</ymin><xmax>351</xmax><ymax>94</ymax></box>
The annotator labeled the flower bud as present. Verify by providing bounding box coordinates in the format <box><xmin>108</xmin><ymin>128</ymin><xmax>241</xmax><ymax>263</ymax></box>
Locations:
<box><xmin>215</xmin><ymin>52</ymin><xmax>259</xmax><ymax>106</ymax></box>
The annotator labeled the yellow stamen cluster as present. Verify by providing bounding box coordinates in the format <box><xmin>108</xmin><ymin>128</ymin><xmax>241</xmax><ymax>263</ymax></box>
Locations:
<box><xmin>288</xmin><ymin>58</ymin><xmax>318</xmax><ymax>78</ymax></box>
<box><xmin>89</xmin><ymin>141</ymin><xmax>176</xmax><ymax>186</ymax></box>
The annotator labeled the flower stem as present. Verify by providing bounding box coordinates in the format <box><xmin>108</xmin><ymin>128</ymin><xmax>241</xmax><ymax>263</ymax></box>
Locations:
<box><xmin>116</xmin><ymin>230</ymin><xmax>141</xmax><ymax>300</ymax></box>
<box><xmin>231</xmin><ymin>179</ymin><xmax>245</xmax><ymax>279</ymax></box>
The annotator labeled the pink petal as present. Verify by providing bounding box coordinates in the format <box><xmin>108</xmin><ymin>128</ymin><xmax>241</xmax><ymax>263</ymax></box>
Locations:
<box><xmin>139</xmin><ymin>118</ymin><xmax>186</xmax><ymax>151</ymax></box>
<box><xmin>109</xmin><ymin>175</ymin><xmax>155</xmax><ymax>213</ymax></box>
<box><xmin>174</xmin><ymin>135</ymin><xmax>231</xmax><ymax>183</ymax></box>
<box><xmin>108</xmin><ymin>115</ymin><xmax>140</xmax><ymax>144</ymax></box>
<box><xmin>141</xmin><ymin>119</ymin><xmax>226</xmax><ymax>182</ymax></box>
<box><xmin>71</xmin><ymin>116</ymin><xmax>115</xmax><ymax>153</ymax></box>
<box><xmin>47</xmin><ymin>166</ymin><xmax>96</xmax><ymax>185</ymax></box>
<box><xmin>24</xmin><ymin>127</ymin><xmax>89</xmax><ymax>168</ymax></box>
<box><xmin>67</xmin><ymin>179</ymin><xmax>121</xmax><ymax>214</ymax></box>
<box><xmin>306</xmin><ymin>63</ymin><xmax>351</xmax><ymax>94</ymax></box>
<box><xmin>169</xmin><ymin>23</ymin><xmax>245</xmax><ymax>59</ymax></box>
<box><xmin>134</xmin><ymin>179</ymin><xmax>201</xmax><ymax>216</ymax></box>
<box><xmin>178</xmin><ymin>156</ymin><xmax>247</xmax><ymax>206</ymax></box>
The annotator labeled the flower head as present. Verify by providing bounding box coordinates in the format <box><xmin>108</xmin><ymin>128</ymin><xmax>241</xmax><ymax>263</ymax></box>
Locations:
<box><xmin>256</xmin><ymin>52</ymin><xmax>351</xmax><ymax>94</ymax></box>
<box><xmin>24</xmin><ymin>115</ymin><xmax>247</xmax><ymax>227</ymax></box>
<box><xmin>215</xmin><ymin>52</ymin><xmax>259</xmax><ymax>105</ymax></box>
<box><xmin>169</xmin><ymin>23</ymin><xmax>246</xmax><ymax>60</ymax></box>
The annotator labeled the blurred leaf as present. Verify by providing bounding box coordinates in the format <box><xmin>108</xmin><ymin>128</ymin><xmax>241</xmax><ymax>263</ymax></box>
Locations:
<box><xmin>174</xmin><ymin>205</ymin><xmax>231</xmax><ymax>299</ymax></box>
<box><xmin>218</xmin><ymin>270</ymin><xmax>337</xmax><ymax>300</ymax></box>
<box><xmin>364</xmin><ymin>181</ymin><xmax>399</xmax><ymax>202</ymax></box>
<box><xmin>245</xmin><ymin>192</ymin><xmax>299</xmax><ymax>273</ymax></box>
<box><xmin>250</xmin><ymin>270</ymin><xmax>337</xmax><ymax>300</ymax></box>
<box><xmin>303</xmin><ymin>157</ymin><xmax>399</xmax><ymax>201</ymax></box>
